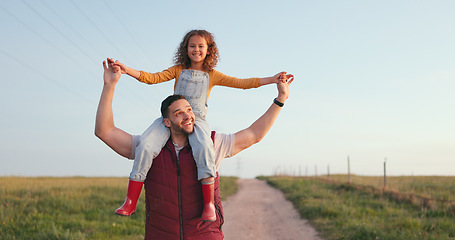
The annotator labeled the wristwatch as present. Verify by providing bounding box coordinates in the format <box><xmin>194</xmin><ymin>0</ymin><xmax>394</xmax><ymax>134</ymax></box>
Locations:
<box><xmin>273</xmin><ymin>98</ymin><xmax>284</xmax><ymax>107</ymax></box>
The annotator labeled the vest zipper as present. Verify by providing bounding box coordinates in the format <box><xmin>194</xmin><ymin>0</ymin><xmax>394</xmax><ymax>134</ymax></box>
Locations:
<box><xmin>215</xmin><ymin>202</ymin><xmax>224</xmax><ymax>230</ymax></box>
<box><xmin>176</xmin><ymin>153</ymin><xmax>184</xmax><ymax>240</ymax></box>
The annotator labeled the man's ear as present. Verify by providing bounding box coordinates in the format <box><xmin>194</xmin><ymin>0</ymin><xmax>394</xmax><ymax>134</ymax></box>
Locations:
<box><xmin>163</xmin><ymin>118</ymin><xmax>171</xmax><ymax>128</ymax></box>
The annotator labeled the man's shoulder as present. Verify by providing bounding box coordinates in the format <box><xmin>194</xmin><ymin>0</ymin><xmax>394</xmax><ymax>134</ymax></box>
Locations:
<box><xmin>213</xmin><ymin>132</ymin><xmax>234</xmax><ymax>148</ymax></box>
<box><xmin>212</xmin><ymin>132</ymin><xmax>235</xmax><ymax>161</ymax></box>
<box><xmin>213</xmin><ymin>132</ymin><xmax>227</xmax><ymax>143</ymax></box>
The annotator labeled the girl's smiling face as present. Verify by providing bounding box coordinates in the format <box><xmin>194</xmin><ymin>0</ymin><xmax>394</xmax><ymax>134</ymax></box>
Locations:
<box><xmin>187</xmin><ymin>35</ymin><xmax>208</xmax><ymax>67</ymax></box>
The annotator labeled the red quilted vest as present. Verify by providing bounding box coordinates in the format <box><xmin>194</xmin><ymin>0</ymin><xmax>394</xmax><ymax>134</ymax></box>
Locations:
<box><xmin>144</xmin><ymin>131</ymin><xmax>224</xmax><ymax>240</ymax></box>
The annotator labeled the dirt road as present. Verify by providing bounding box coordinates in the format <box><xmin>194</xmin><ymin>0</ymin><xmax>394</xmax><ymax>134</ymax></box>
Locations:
<box><xmin>222</xmin><ymin>179</ymin><xmax>324</xmax><ymax>240</ymax></box>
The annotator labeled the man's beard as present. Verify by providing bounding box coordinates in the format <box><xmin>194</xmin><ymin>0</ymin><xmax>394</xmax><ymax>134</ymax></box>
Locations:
<box><xmin>170</xmin><ymin>119</ymin><xmax>194</xmax><ymax>135</ymax></box>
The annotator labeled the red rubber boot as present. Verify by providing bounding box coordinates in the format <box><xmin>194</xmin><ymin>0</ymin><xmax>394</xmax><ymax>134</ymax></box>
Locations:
<box><xmin>115</xmin><ymin>180</ymin><xmax>144</xmax><ymax>216</ymax></box>
<box><xmin>201</xmin><ymin>182</ymin><xmax>216</xmax><ymax>222</ymax></box>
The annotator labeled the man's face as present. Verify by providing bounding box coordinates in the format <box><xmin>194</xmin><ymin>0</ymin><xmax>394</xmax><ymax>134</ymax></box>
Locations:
<box><xmin>164</xmin><ymin>99</ymin><xmax>195</xmax><ymax>135</ymax></box>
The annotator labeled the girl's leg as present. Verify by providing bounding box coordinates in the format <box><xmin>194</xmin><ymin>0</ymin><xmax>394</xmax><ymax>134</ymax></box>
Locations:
<box><xmin>189</xmin><ymin>118</ymin><xmax>217</xmax><ymax>221</ymax></box>
<box><xmin>115</xmin><ymin>117</ymin><xmax>170</xmax><ymax>216</ymax></box>
<box><xmin>189</xmin><ymin>118</ymin><xmax>216</xmax><ymax>180</ymax></box>
<box><xmin>130</xmin><ymin>117</ymin><xmax>170</xmax><ymax>181</ymax></box>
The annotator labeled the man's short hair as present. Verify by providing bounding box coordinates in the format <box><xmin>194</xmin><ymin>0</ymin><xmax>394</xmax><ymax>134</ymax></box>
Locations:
<box><xmin>161</xmin><ymin>94</ymin><xmax>186</xmax><ymax>118</ymax></box>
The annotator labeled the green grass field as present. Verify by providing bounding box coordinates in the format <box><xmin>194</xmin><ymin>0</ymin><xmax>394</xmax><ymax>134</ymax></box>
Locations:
<box><xmin>4</xmin><ymin>175</ymin><xmax>454</xmax><ymax>239</ymax></box>
<box><xmin>328</xmin><ymin>174</ymin><xmax>455</xmax><ymax>202</ymax></box>
<box><xmin>0</xmin><ymin>176</ymin><xmax>238</xmax><ymax>240</ymax></box>
<box><xmin>260</xmin><ymin>176</ymin><xmax>455</xmax><ymax>240</ymax></box>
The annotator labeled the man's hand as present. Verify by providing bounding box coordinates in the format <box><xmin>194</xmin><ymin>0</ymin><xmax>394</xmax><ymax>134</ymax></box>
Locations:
<box><xmin>103</xmin><ymin>58</ymin><xmax>121</xmax><ymax>85</ymax></box>
<box><xmin>96</xmin><ymin>58</ymin><xmax>133</xmax><ymax>159</ymax></box>
<box><xmin>276</xmin><ymin>73</ymin><xmax>294</xmax><ymax>103</ymax></box>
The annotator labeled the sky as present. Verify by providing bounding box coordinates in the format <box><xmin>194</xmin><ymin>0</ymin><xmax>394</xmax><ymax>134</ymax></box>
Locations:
<box><xmin>0</xmin><ymin>0</ymin><xmax>454</xmax><ymax>179</ymax></box>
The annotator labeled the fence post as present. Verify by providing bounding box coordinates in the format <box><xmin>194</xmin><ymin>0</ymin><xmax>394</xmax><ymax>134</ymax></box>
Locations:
<box><xmin>347</xmin><ymin>155</ymin><xmax>351</xmax><ymax>185</ymax></box>
<box><xmin>383</xmin><ymin>158</ymin><xmax>387</xmax><ymax>190</ymax></box>
<box><xmin>327</xmin><ymin>164</ymin><xmax>330</xmax><ymax>181</ymax></box>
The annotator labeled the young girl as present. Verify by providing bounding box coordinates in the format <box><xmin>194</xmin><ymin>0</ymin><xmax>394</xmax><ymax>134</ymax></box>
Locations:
<box><xmin>111</xmin><ymin>29</ymin><xmax>291</xmax><ymax>221</ymax></box>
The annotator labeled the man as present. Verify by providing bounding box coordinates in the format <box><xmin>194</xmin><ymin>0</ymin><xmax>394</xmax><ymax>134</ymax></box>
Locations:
<box><xmin>95</xmin><ymin>59</ymin><xmax>294</xmax><ymax>239</ymax></box>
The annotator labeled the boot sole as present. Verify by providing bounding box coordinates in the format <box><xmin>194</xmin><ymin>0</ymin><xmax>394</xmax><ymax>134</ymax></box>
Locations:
<box><xmin>201</xmin><ymin>217</ymin><xmax>216</xmax><ymax>222</ymax></box>
<box><xmin>115</xmin><ymin>211</ymin><xmax>135</xmax><ymax>216</ymax></box>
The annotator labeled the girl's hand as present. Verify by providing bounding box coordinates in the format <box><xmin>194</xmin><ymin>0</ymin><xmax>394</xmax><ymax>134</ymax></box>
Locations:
<box><xmin>272</xmin><ymin>71</ymin><xmax>286</xmax><ymax>84</ymax></box>
<box><xmin>279</xmin><ymin>72</ymin><xmax>294</xmax><ymax>83</ymax></box>
<box><xmin>260</xmin><ymin>71</ymin><xmax>288</xmax><ymax>85</ymax></box>
<box><xmin>110</xmin><ymin>59</ymin><xmax>128</xmax><ymax>74</ymax></box>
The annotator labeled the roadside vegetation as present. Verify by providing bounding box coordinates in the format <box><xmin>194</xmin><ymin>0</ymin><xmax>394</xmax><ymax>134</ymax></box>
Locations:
<box><xmin>218</xmin><ymin>176</ymin><xmax>238</xmax><ymax>201</ymax></box>
<box><xmin>0</xmin><ymin>176</ymin><xmax>238</xmax><ymax>240</ymax></box>
<box><xmin>259</xmin><ymin>176</ymin><xmax>455</xmax><ymax>240</ymax></box>
<box><xmin>329</xmin><ymin>174</ymin><xmax>455</xmax><ymax>203</ymax></box>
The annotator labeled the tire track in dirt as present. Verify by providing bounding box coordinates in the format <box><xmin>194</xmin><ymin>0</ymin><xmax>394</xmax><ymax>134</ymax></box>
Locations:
<box><xmin>222</xmin><ymin>179</ymin><xmax>323</xmax><ymax>240</ymax></box>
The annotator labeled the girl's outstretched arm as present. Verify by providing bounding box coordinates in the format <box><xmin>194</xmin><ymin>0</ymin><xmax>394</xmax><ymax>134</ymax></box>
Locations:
<box><xmin>109</xmin><ymin>58</ymin><xmax>141</xmax><ymax>79</ymax></box>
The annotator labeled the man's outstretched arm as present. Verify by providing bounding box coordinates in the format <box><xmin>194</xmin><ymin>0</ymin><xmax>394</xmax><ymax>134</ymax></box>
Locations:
<box><xmin>95</xmin><ymin>59</ymin><xmax>133</xmax><ymax>158</ymax></box>
<box><xmin>232</xmin><ymin>76</ymin><xmax>294</xmax><ymax>155</ymax></box>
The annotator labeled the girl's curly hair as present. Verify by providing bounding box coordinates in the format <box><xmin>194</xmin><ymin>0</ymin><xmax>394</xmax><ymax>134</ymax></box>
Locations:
<box><xmin>174</xmin><ymin>30</ymin><xmax>220</xmax><ymax>72</ymax></box>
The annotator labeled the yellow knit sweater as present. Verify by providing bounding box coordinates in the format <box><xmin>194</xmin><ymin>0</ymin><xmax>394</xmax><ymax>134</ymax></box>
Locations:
<box><xmin>138</xmin><ymin>65</ymin><xmax>261</xmax><ymax>99</ymax></box>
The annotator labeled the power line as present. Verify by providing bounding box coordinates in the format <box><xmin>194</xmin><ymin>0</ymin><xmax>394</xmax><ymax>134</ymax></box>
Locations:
<box><xmin>72</xmin><ymin>0</ymin><xmax>169</xmax><ymax>106</ymax></box>
<box><xmin>22</xmin><ymin>0</ymin><xmax>99</xmax><ymax>66</ymax></box>
<box><xmin>39</xmin><ymin>0</ymin><xmax>106</xmax><ymax>58</ymax></box>
<box><xmin>100</xmin><ymin>0</ymin><xmax>163</xmax><ymax>104</ymax></box>
<box><xmin>0</xmin><ymin>1</ymin><xmax>158</xmax><ymax>111</ymax></box>
<box><xmin>0</xmin><ymin>2</ymin><xmax>99</xmax><ymax>77</ymax></box>
<box><xmin>69</xmin><ymin>0</ymin><xmax>131</xmax><ymax>64</ymax></box>
<box><xmin>0</xmin><ymin>49</ymin><xmax>92</xmax><ymax>105</ymax></box>
<box><xmin>32</xmin><ymin>0</ymin><xmax>152</xmax><ymax>108</ymax></box>
<box><xmin>102</xmin><ymin>0</ymin><xmax>156</xmax><ymax>66</ymax></box>
<box><xmin>0</xmin><ymin>47</ymin><xmax>154</xmax><ymax>117</ymax></box>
